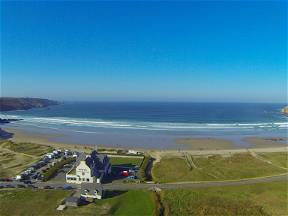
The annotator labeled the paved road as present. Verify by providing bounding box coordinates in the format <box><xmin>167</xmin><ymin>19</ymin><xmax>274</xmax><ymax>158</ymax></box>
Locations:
<box><xmin>1</xmin><ymin>173</ymin><xmax>287</xmax><ymax>191</ymax></box>
<box><xmin>103</xmin><ymin>174</ymin><xmax>288</xmax><ymax>190</ymax></box>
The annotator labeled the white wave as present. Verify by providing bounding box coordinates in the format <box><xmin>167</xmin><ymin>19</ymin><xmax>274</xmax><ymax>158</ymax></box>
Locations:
<box><xmin>1</xmin><ymin>114</ymin><xmax>287</xmax><ymax>131</ymax></box>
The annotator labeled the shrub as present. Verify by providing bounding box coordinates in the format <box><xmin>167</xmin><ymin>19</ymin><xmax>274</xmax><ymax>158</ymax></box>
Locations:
<box><xmin>42</xmin><ymin>157</ymin><xmax>75</xmax><ymax>181</ymax></box>
<box><xmin>138</xmin><ymin>155</ymin><xmax>153</xmax><ymax>181</ymax></box>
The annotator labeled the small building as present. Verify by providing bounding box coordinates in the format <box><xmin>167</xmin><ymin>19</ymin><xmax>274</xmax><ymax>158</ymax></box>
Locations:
<box><xmin>66</xmin><ymin>150</ymin><xmax>111</xmax><ymax>184</ymax></box>
<box><xmin>56</xmin><ymin>205</ymin><xmax>66</xmax><ymax>211</ymax></box>
<box><xmin>128</xmin><ymin>150</ymin><xmax>139</xmax><ymax>155</ymax></box>
<box><xmin>65</xmin><ymin>196</ymin><xmax>81</xmax><ymax>207</ymax></box>
<box><xmin>80</xmin><ymin>183</ymin><xmax>103</xmax><ymax>200</ymax></box>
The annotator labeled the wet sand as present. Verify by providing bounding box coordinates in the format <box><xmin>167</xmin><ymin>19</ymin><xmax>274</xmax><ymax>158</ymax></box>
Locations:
<box><xmin>243</xmin><ymin>137</ymin><xmax>288</xmax><ymax>148</ymax></box>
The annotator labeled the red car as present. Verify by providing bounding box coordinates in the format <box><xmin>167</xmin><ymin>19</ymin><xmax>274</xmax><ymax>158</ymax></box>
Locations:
<box><xmin>121</xmin><ymin>170</ymin><xmax>129</xmax><ymax>177</ymax></box>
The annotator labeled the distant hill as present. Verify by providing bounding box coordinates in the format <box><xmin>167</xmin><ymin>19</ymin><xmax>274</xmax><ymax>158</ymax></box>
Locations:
<box><xmin>0</xmin><ymin>97</ymin><xmax>59</xmax><ymax>111</ymax></box>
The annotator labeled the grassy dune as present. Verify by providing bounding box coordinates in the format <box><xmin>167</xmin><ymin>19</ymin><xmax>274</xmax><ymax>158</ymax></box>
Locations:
<box><xmin>258</xmin><ymin>152</ymin><xmax>288</xmax><ymax>169</ymax></box>
<box><xmin>0</xmin><ymin>141</ymin><xmax>52</xmax><ymax>178</ymax></box>
<box><xmin>152</xmin><ymin>153</ymin><xmax>287</xmax><ymax>183</ymax></box>
<box><xmin>161</xmin><ymin>180</ymin><xmax>288</xmax><ymax>216</ymax></box>
<box><xmin>3</xmin><ymin>141</ymin><xmax>53</xmax><ymax>156</ymax></box>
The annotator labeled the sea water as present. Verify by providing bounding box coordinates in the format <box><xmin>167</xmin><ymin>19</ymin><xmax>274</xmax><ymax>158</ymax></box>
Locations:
<box><xmin>1</xmin><ymin>102</ymin><xmax>287</xmax><ymax>149</ymax></box>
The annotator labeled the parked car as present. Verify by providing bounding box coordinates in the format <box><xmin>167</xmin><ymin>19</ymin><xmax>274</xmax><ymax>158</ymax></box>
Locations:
<box><xmin>63</xmin><ymin>184</ymin><xmax>73</xmax><ymax>190</ymax></box>
<box><xmin>23</xmin><ymin>180</ymin><xmax>32</xmax><ymax>184</ymax></box>
<box><xmin>127</xmin><ymin>175</ymin><xmax>136</xmax><ymax>179</ymax></box>
<box><xmin>1</xmin><ymin>178</ymin><xmax>13</xmax><ymax>182</ymax></box>
<box><xmin>44</xmin><ymin>185</ymin><xmax>53</xmax><ymax>189</ymax></box>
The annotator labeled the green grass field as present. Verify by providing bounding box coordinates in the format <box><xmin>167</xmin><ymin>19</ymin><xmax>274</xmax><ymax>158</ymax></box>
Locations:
<box><xmin>0</xmin><ymin>189</ymin><xmax>71</xmax><ymax>216</ymax></box>
<box><xmin>110</xmin><ymin>156</ymin><xmax>144</xmax><ymax>167</ymax></box>
<box><xmin>0</xmin><ymin>189</ymin><xmax>156</xmax><ymax>216</ymax></box>
<box><xmin>0</xmin><ymin>141</ymin><xmax>52</xmax><ymax>178</ymax></box>
<box><xmin>152</xmin><ymin>153</ymin><xmax>287</xmax><ymax>183</ymax></box>
<box><xmin>161</xmin><ymin>180</ymin><xmax>288</xmax><ymax>216</ymax></box>
<box><xmin>258</xmin><ymin>152</ymin><xmax>288</xmax><ymax>169</ymax></box>
<box><xmin>65</xmin><ymin>190</ymin><xmax>156</xmax><ymax>216</ymax></box>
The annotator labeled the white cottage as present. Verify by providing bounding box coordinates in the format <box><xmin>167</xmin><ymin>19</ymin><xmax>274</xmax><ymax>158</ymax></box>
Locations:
<box><xmin>66</xmin><ymin>151</ymin><xmax>111</xmax><ymax>184</ymax></box>
<box><xmin>80</xmin><ymin>183</ymin><xmax>104</xmax><ymax>199</ymax></box>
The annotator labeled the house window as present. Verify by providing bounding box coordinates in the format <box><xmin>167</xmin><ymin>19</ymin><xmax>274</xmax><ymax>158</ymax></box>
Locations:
<box><xmin>87</xmin><ymin>178</ymin><xmax>89</xmax><ymax>182</ymax></box>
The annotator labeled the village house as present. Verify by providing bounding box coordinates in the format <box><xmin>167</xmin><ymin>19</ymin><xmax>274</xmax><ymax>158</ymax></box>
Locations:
<box><xmin>66</xmin><ymin>150</ymin><xmax>111</xmax><ymax>184</ymax></box>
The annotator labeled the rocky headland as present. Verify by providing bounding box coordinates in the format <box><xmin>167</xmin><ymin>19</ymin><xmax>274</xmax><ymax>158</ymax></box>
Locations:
<box><xmin>0</xmin><ymin>97</ymin><xmax>58</xmax><ymax>111</ymax></box>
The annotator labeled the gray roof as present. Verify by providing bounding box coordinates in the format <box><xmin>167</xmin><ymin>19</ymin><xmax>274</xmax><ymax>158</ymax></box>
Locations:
<box><xmin>65</xmin><ymin>196</ymin><xmax>80</xmax><ymax>203</ymax></box>
<box><xmin>81</xmin><ymin>183</ymin><xmax>103</xmax><ymax>196</ymax></box>
<box><xmin>75</xmin><ymin>153</ymin><xmax>86</xmax><ymax>166</ymax></box>
<box><xmin>76</xmin><ymin>151</ymin><xmax>110</xmax><ymax>178</ymax></box>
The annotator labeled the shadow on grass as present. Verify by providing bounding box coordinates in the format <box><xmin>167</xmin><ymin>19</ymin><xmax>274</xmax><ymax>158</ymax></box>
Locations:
<box><xmin>104</xmin><ymin>190</ymin><xmax>128</xmax><ymax>199</ymax></box>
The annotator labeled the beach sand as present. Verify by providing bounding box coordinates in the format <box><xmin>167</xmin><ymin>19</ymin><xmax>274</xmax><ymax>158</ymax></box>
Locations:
<box><xmin>176</xmin><ymin>138</ymin><xmax>235</xmax><ymax>150</ymax></box>
<box><xmin>2</xmin><ymin>128</ymin><xmax>115</xmax><ymax>153</ymax></box>
<box><xmin>2</xmin><ymin>127</ymin><xmax>287</xmax><ymax>154</ymax></box>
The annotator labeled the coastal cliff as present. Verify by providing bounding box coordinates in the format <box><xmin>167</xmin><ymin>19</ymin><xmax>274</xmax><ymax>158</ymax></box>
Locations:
<box><xmin>0</xmin><ymin>97</ymin><xmax>58</xmax><ymax>111</ymax></box>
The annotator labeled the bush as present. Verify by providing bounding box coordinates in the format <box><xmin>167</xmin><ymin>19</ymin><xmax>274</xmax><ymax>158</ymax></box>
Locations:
<box><xmin>138</xmin><ymin>155</ymin><xmax>153</xmax><ymax>182</ymax></box>
<box><xmin>42</xmin><ymin>157</ymin><xmax>75</xmax><ymax>181</ymax></box>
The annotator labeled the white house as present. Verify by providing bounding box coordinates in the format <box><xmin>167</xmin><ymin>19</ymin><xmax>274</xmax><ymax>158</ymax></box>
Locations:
<box><xmin>80</xmin><ymin>183</ymin><xmax>103</xmax><ymax>199</ymax></box>
<box><xmin>66</xmin><ymin>151</ymin><xmax>111</xmax><ymax>184</ymax></box>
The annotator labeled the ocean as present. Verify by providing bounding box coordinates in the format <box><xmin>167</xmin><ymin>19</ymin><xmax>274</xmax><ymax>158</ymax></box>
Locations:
<box><xmin>1</xmin><ymin>102</ymin><xmax>287</xmax><ymax>149</ymax></box>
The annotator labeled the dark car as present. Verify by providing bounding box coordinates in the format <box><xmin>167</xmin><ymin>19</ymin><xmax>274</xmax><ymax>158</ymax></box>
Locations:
<box><xmin>63</xmin><ymin>184</ymin><xmax>73</xmax><ymax>190</ymax></box>
<box><xmin>23</xmin><ymin>180</ymin><xmax>32</xmax><ymax>184</ymax></box>
<box><xmin>44</xmin><ymin>185</ymin><xmax>53</xmax><ymax>189</ymax></box>
<box><xmin>2</xmin><ymin>178</ymin><xmax>13</xmax><ymax>182</ymax></box>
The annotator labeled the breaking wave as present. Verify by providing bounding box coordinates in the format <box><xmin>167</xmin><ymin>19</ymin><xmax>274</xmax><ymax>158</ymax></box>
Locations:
<box><xmin>1</xmin><ymin>114</ymin><xmax>287</xmax><ymax>132</ymax></box>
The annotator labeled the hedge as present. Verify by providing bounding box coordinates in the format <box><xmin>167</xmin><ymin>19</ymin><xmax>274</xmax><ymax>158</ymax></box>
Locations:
<box><xmin>42</xmin><ymin>157</ymin><xmax>75</xmax><ymax>182</ymax></box>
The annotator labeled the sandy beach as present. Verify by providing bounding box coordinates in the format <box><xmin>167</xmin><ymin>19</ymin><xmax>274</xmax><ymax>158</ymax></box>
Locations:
<box><xmin>1</xmin><ymin>127</ymin><xmax>287</xmax><ymax>154</ymax></box>
<box><xmin>1</xmin><ymin>128</ymin><xmax>115</xmax><ymax>153</ymax></box>
<box><xmin>176</xmin><ymin>138</ymin><xmax>235</xmax><ymax>150</ymax></box>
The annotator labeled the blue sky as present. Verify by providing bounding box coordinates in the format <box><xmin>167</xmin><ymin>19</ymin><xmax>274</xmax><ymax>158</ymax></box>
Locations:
<box><xmin>1</xmin><ymin>1</ymin><xmax>287</xmax><ymax>102</ymax></box>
